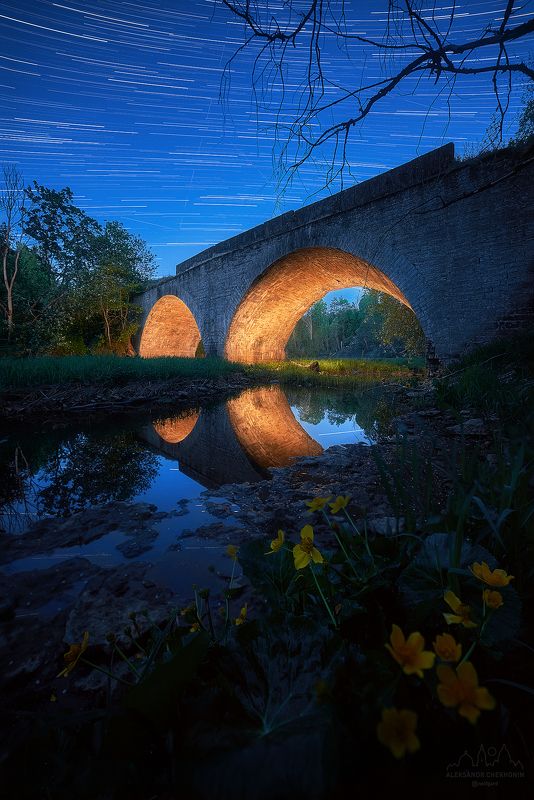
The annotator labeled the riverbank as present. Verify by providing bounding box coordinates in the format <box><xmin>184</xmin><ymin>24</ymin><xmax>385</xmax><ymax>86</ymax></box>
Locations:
<box><xmin>1</xmin><ymin>336</ymin><xmax>532</xmax><ymax>796</ymax></box>
<box><xmin>0</xmin><ymin>354</ymin><xmax>423</xmax><ymax>419</ymax></box>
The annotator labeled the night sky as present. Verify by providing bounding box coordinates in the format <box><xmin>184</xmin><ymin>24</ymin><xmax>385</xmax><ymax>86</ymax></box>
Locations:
<box><xmin>1</xmin><ymin>0</ymin><xmax>531</xmax><ymax>280</ymax></box>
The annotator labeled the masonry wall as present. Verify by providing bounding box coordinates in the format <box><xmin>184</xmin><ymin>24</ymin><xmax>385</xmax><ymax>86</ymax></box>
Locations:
<box><xmin>133</xmin><ymin>144</ymin><xmax>534</xmax><ymax>362</ymax></box>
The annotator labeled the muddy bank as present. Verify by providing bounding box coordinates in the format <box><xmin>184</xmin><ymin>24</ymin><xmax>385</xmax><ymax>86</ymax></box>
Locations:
<box><xmin>0</xmin><ymin>372</ymin><xmax>256</xmax><ymax>421</ymax></box>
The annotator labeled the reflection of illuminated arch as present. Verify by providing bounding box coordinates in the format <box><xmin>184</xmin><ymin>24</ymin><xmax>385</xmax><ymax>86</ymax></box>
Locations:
<box><xmin>153</xmin><ymin>411</ymin><xmax>199</xmax><ymax>444</ymax></box>
<box><xmin>225</xmin><ymin>247</ymin><xmax>413</xmax><ymax>363</ymax></box>
<box><xmin>227</xmin><ymin>386</ymin><xmax>322</xmax><ymax>468</ymax></box>
<box><xmin>140</xmin><ymin>295</ymin><xmax>201</xmax><ymax>358</ymax></box>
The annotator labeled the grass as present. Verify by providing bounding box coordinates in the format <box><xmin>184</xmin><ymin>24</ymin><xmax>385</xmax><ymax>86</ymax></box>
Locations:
<box><xmin>435</xmin><ymin>332</ymin><xmax>534</xmax><ymax>423</ymax></box>
<box><xmin>0</xmin><ymin>354</ymin><xmax>243</xmax><ymax>390</ymax></box>
<box><xmin>0</xmin><ymin>353</ymin><xmax>425</xmax><ymax>392</ymax></box>
<box><xmin>250</xmin><ymin>356</ymin><xmax>425</xmax><ymax>387</ymax></box>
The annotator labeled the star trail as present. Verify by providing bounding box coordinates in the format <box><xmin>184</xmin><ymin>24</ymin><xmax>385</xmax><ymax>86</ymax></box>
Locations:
<box><xmin>0</xmin><ymin>0</ymin><xmax>531</xmax><ymax>275</ymax></box>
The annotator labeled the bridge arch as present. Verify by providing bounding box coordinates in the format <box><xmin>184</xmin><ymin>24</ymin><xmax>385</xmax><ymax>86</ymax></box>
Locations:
<box><xmin>224</xmin><ymin>247</ymin><xmax>415</xmax><ymax>363</ymax></box>
<box><xmin>153</xmin><ymin>411</ymin><xmax>200</xmax><ymax>444</ymax></box>
<box><xmin>139</xmin><ymin>294</ymin><xmax>201</xmax><ymax>358</ymax></box>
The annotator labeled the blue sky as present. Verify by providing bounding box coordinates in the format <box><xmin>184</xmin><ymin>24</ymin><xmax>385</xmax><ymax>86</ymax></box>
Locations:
<box><xmin>0</xmin><ymin>0</ymin><xmax>531</xmax><ymax>290</ymax></box>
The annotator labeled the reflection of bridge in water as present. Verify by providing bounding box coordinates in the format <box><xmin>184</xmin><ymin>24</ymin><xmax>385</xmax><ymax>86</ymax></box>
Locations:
<box><xmin>140</xmin><ymin>386</ymin><xmax>323</xmax><ymax>490</ymax></box>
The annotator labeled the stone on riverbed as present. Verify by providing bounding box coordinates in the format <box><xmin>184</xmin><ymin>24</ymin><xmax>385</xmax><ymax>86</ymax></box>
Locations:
<box><xmin>64</xmin><ymin>561</ymin><xmax>177</xmax><ymax>647</ymax></box>
<box><xmin>0</xmin><ymin>501</ymin><xmax>163</xmax><ymax>564</ymax></box>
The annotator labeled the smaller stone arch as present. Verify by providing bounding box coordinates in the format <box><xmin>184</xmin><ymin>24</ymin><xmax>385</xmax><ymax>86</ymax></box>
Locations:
<box><xmin>139</xmin><ymin>294</ymin><xmax>201</xmax><ymax>358</ymax></box>
<box><xmin>153</xmin><ymin>411</ymin><xmax>200</xmax><ymax>444</ymax></box>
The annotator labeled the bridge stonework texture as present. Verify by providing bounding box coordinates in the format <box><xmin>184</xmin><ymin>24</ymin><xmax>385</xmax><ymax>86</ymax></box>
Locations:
<box><xmin>133</xmin><ymin>143</ymin><xmax>534</xmax><ymax>363</ymax></box>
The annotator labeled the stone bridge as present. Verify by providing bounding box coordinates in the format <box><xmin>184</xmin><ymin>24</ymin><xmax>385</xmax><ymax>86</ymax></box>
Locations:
<box><xmin>133</xmin><ymin>143</ymin><xmax>533</xmax><ymax>363</ymax></box>
<box><xmin>140</xmin><ymin>386</ymin><xmax>323</xmax><ymax>490</ymax></box>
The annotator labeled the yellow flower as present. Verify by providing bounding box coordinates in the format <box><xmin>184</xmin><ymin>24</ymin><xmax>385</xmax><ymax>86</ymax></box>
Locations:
<box><xmin>306</xmin><ymin>496</ymin><xmax>332</xmax><ymax>513</ymax></box>
<box><xmin>443</xmin><ymin>590</ymin><xmax>478</xmax><ymax>629</ymax></box>
<box><xmin>57</xmin><ymin>631</ymin><xmax>89</xmax><ymax>678</ymax></box>
<box><xmin>433</xmin><ymin>633</ymin><xmax>462</xmax><ymax>663</ymax></box>
<box><xmin>266</xmin><ymin>529</ymin><xmax>285</xmax><ymax>555</ymax></box>
<box><xmin>189</xmin><ymin>622</ymin><xmax>200</xmax><ymax>633</ymax></box>
<box><xmin>483</xmin><ymin>589</ymin><xmax>504</xmax><ymax>610</ymax></box>
<box><xmin>377</xmin><ymin>708</ymin><xmax>420</xmax><ymax>759</ymax></box>
<box><xmin>470</xmin><ymin>561</ymin><xmax>514</xmax><ymax>587</ymax></box>
<box><xmin>293</xmin><ymin>525</ymin><xmax>324</xmax><ymax>569</ymax></box>
<box><xmin>226</xmin><ymin>544</ymin><xmax>239</xmax><ymax>561</ymax></box>
<box><xmin>329</xmin><ymin>495</ymin><xmax>351</xmax><ymax>514</ymax></box>
<box><xmin>235</xmin><ymin>603</ymin><xmax>247</xmax><ymax>626</ymax></box>
<box><xmin>437</xmin><ymin>661</ymin><xmax>496</xmax><ymax>724</ymax></box>
<box><xmin>385</xmin><ymin>624</ymin><xmax>435</xmax><ymax>678</ymax></box>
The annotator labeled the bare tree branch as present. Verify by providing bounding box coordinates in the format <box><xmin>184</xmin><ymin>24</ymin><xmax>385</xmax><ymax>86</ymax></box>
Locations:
<box><xmin>221</xmin><ymin>0</ymin><xmax>534</xmax><ymax>187</ymax></box>
<box><xmin>0</xmin><ymin>164</ymin><xmax>26</xmax><ymax>340</ymax></box>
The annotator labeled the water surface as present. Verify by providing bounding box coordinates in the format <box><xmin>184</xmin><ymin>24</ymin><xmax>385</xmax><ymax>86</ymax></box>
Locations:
<box><xmin>0</xmin><ymin>384</ymin><xmax>392</xmax><ymax>588</ymax></box>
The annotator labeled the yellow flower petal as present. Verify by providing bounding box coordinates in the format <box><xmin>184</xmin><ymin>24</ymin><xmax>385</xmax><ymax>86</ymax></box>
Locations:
<box><xmin>437</xmin><ymin>661</ymin><xmax>495</xmax><ymax>724</ymax></box>
<box><xmin>444</xmin><ymin>590</ymin><xmax>461</xmax><ymax>613</ymax></box>
<box><xmin>470</xmin><ymin>561</ymin><xmax>514</xmax><ymax>587</ymax></box>
<box><xmin>329</xmin><ymin>495</ymin><xmax>351</xmax><ymax>514</ymax></box>
<box><xmin>300</xmin><ymin>524</ymin><xmax>314</xmax><ymax>542</ymax></box>
<box><xmin>293</xmin><ymin>544</ymin><xmax>311</xmax><ymax>570</ymax></box>
<box><xmin>417</xmin><ymin>651</ymin><xmax>436</xmax><ymax>670</ymax></box>
<box><xmin>458</xmin><ymin>703</ymin><xmax>481</xmax><ymax>724</ymax></box>
<box><xmin>390</xmin><ymin>624</ymin><xmax>405</xmax><ymax>651</ymax></box>
<box><xmin>433</xmin><ymin>633</ymin><xmax>462</xmax><ymax>662</ymax></box>
<box><xmin>406</xmin><ymin>631</ymin><xmax>424</xmax><ymax>651</ymax></box>
<box><xmin>483</xmin><ymin>589</ymin><xmax>503</xmax><ymax>609</ymax></box>
<box><xmin>474</xmin><ymin>687</ymin><xmax>496</xmax><ymax>711</ymax></box>
<box><xmin>437</xmin><ymin>684</ymin><xmax>458</xmax><ymax>708</ymax></box>
<box><xmin>436</xmin><ymin>665</ymin><xmax>457</xmax><ymax>687</ymax></box>
<box><xmin>306</xmin><ymin>496</ymin><xmax>332</xmax><ymax>512</ymax></box>
<box><xmin>377</xmin><ymin>708</ymin><xmax>420</xmax><ymax>759</ymax></box>
<box><xmin>226</xmin><ymin>544</ymin><xmax>239</xmax><ymax>561</ymax></box>
<box><xmin>457</xmin><ymin>661</ymin><xmax>478</xmax><ymax>688</ymax></box>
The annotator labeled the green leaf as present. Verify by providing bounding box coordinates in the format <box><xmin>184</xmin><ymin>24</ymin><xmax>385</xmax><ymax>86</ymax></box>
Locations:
<box><xmin>399</xmin><ymin>533</ymin><xmax>495</xmax><ymax>615</ymax></box>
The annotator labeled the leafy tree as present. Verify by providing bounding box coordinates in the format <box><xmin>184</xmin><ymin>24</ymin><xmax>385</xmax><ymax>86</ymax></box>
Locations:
<box><xmin>66</xmin><ymin>221</ymin><xmax>156</xmax><ymax>354</ymax></box>
<box><xmin>24</xmin><ymin>183</ymin><xmax>101</xmax><ymax>287</ymax></box>
<box><xmin>1</xmin><ymin>178</ymin><xmax>157</xmax><ymax>355</ymax></box>
<box><xmin>287</xmin><ymin>289</ymin><xmax>425</xmax><ymax>358</ymax></box>
<box><xmin>374</xmin><ymin>293</ymin><xmax>426</xmax><ymax>356</ymax></box>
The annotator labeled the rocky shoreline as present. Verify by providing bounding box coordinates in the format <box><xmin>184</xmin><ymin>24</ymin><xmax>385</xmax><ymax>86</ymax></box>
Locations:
<box><xmin>0</xmin><ymin>392</ymin><xmax>499</xmax><ymax>736</ymax></box>
<box><xmin>0</xmin><ymin>372</ymin><xmax>256</xmax><ymax>421</ymax></box>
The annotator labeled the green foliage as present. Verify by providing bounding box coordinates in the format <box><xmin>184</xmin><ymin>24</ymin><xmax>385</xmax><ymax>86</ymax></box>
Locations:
<box><xmin>250</xmin><ymin>356</ymin><xmax>424</xmax><ymax>390</ymax></box>
<box><xmin>0</xmin><ymin>353</ymin><xmax>242</xmax><ymax>390</ymax></box>
<box><xmin>1</xmin><ymin>178</ymin><xmax>156</xmax><ymax>355</ymax></box>
<box><xmin>434</xmin><ymin>332</ymin><xmax>534</xmax><ymax>424</ymax></box>
<box><xmin>287</xmin><ymin>290</ymin><xmax>425</xmax><ymax>359</ymax></box>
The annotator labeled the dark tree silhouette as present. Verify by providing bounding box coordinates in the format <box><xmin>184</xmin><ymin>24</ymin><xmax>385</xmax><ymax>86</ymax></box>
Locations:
<box><xmin>222</xmin><ymin>1</ymin><xmax>534</xmax><ymax>185</ymax></box>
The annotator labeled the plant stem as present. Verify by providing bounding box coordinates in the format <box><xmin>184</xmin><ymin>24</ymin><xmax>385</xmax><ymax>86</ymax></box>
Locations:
<box><xmin>310</xmin><ymin>565</ymin><xmax>337</xmax><ymax>628</ymax></box>
<box><xmin>80</xmin><ymin>658</ymin><xmax>134</xmax><ymax>686</ymax></box>
<box><xmin>113</xmin><ymin>643</ymin><xmax>141</xmax><ymax>677</ymax></box>
<box><xmin>344</xmin><ymin>508</ymin><xmax>374</xmax><ymax>561</ymax></box>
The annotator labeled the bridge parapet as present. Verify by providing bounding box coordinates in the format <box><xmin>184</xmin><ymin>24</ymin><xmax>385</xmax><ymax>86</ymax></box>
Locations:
<box><xmin>175</xmin><ymin>143</ymin><xmax>456</xmax><ymax>275</ymax></box>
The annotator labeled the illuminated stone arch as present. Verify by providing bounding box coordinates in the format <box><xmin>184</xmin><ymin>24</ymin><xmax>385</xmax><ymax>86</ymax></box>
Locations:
<box><xmin>224</xmin><ymin>247</ymin><xmax>414</xmax><ymax>363</ymax></box>
<box><xmin>153</xmin><ymin>411</ymin><xmax>200</xmax><ymax>444</ymax></box>
<box><xmin>227</xmin><ymin>386</ymin><xmax>322</xmax><ymax>468</ymax></box>
<box><xmin>139</xmin><ymin>294</ymin><xmax>201</xmax><ymax>358</ymax></box>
